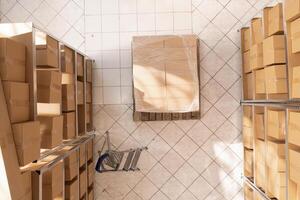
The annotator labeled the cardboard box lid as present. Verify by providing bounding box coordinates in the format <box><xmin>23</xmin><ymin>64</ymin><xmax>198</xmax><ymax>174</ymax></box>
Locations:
<box><xmin>12</xmin><ymin>121</ymin><xmax>40</xmax><ymax>148</ymax></box>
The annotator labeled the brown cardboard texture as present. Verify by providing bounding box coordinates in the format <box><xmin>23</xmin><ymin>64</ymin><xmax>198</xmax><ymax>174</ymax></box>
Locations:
<box><xmin>37</xmin><ymin>70</ymin><xmax>62</xmax><ymax>103</ymax></box>
<box><xmin>250</xmin><ymin>43</ymin><xmax>263</xmax><ymax>70</ymax></box>
<box><xmin>255</xmin><ymin>69</ymin><xmax>265</xmax><ymax>94</ymax></box>
<box><xmin>87</xmin><ymin>82</ymin><xmax>92</xmax><ymax>103</ymax></box>
<box><xmin>86</xmin><ymin>103</ymin><xmax>91</xmax><ymax>124</ymax></box>
<box><xmin>265</xmin><ymin>65</ymin><xmax>287</xmax><ymax>94</ymax></box>
<box><xmin>285</xmin><ymin>0</ymin><xmax>300</xmax><ymax>21</ymax></box>
<box><xmin>263</xmin><ymin>35</ymin><xmax>286</xmax><ymax>66</ymax></box>
<box><xmin>38</xmin><ymin>115</ymin><xmax>63</xmax><ymax>149</ymax></box>
<box><xmin>86</xmin><ymin>60</ymin><xmax>92</xmax><ymax>82</ymax></box>
<box><xmin>12</xmin><ymin>121</ymin><xmax>40</xmax><ymax>166</ymax></box>
<box><xmin>267</xmin><ymin>141</ymin><xmax>286</xmax><ymax>172</ymax></box>
<box><xmin>36</xmin><ymin>35</ymin><xmax>59</xmax><ymax>68</ymax></box>
<box><xmin>80</xmin><ymin>169</ymin><xmax>87</xmax><ymax>198</ymax></box>
<box><xmin>0</xmin><ymin>38</ymin><xmax>26</xmax><ymax>82</ymax></box>
<box><xmin>244</xmin><ymin>148</ymin><xmax>253</xmax><ymax>177</ymax></box>
<box><xmin>292</xmin><ymin>66</ymin><xmax>300</xmax><ymax>98</ymax></box>
<box><xmin>267</xmin><ymin>109</ymin><xmax>285</xmax><ymax>140</ymax></box>
<box><xmin>62</xmin><ymin>84</ymin><xmax>75</xmax><ymax>111</ymax></box>
<box><xmin>245</xmin><ymin>72</ymin><xmax>253</xmax><ymax>99</ymax></box>
<box><xmin>289</xmin><ymin>111</ymin><xmax>300</xmax><ymax>147</ymax></box>
<box><xmin>289</xmin><ymin>149</ymin><xmax>300</xmax><ymax>183</ymax></box>
<box><xmin>291</xmin><ymin>17</ymin><xmax>300</xmax><ymax>53</ymax></box>
<box><xmin>88</xmin><ymin>161</ymin><xmax>94</xmax><ymax>186</ymax></box>
<box><xmin>65</xmin><ymin>150</ymin><xmax>79</xmax><ymax>181</ymax></box>
<box><xmin>2</xmin><ymin>81</ymin><xmax>30</xmax><ymax>123</ymax></box>
<box><xmin>241</xmin><ymin>28</ymin><xmax>250</xmax><ymax>52</ymax></box>
<box><xmin>80</xmin><ymin>143</ymin><xmax>86</xmax><ymax>167</ymax></box>
<box><xmin>265</xmin><ymin>3</ymin><xmax>284</xmax><ymax>37</ymax></box>
<box><xmin>132</xmin><ymin>35</ymin><xmax>199</xmax><ymax>113</ymax></box>
<box><xmin>65</xmin><ymin>178</ymin><xmax>79</xmax><ymax>200</ymax></box>
<box><xmin>62</xmin><ymin>46</ymin><xmax>74</xmax><ymax>74</ymax></box>
<box><xmin>42</xmin><ymin>161</ymin><xmax>64</xmax><ymax>200</ymax></box>
<box><xmin>77</xmin><ymin>54</ymin><xmax>84</xmax><ymax>77</ymax></box>
<box><xmin>243</xmin><ymin>51</ymin><xmax>251</xmax><ymax>73</ymax></box>
<box><xmin>87</xmin><ymin>139</ymin><xmax>93</xmax><ymax>161</ymax></box>
<box><xmin>251</xmin><ymin>18</ymin><xmax>263</xmax><ymax>45</ymax></box>
<box><xmin>255</xmin><ymin>113</ymin><xmax>265</xmax><ymax>139</ymax></box>
<box><xmin>77</xmin><ymin>81</ymin><xmax>84</xmax><ymax>105</ymax></box>
<box><xmin>63</xmin><ymin>112</ymin><xmax>76</xmax><ymax>140</ymax></box>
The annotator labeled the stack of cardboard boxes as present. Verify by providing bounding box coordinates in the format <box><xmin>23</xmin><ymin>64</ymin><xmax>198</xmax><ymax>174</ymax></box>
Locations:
<box><xmin>43</xmin><ymin>161</ymin><xmax>64</xmax><ymax>200</ymax></box>
<box><xmin>79</xmin><ymin>143</ymin><xmax>87</xmax><ymax>199</ymax></box>
<box><xmin>253</xmin><ymin>107</ymin><xmax>266</xmax><ymax>191</ymax></box>
<box><xmin>244</xmin><ymin>184</ymin><xmax>254</xmax><ymax>200</ymax></box>
<box><xmin>243</xmin><ymin>106</ymin><xmax>254</xmax><ymax>180</ymax></box>
<box><xmin>132</xmin><ymin>35</ymin><xmax>199</xmax><ymax>114</ymax></box>
<box><xmin>77</xmin><ymin>53</ymin><xmax>85</xmax><ymax>135</ymax></box>
<box><xmin>62</xmin><ymin>46</ymin><xmax>76</xmax><ymax>140</ymax></box>
<box><xmin>36</xmin><ymin>34</ymin><xmax>63</xmax><ymax>149</ymax></box>
<box><xmin>64</xmin><ymin>148</ymin><xmax>79</xmax><ymax>200</ymax></box>
<box><xmin>86</xmin><ymin>60</ymin><xmax>92</xmax><ymax>131</ymax></box>
<box><xmin>0</xmin><ymin>38</ymin><xmax>40</xmax><ymax>168</ymax></box>
<box><xmin>241</xmin><ymin>27</ymin><xmax>253</xmax><ymax>100</ymax></box>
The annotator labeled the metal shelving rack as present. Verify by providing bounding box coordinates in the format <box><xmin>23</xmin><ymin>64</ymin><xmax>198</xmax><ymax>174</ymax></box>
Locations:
<box><xmin>0</xmin><ymin>22</ymin><xmax>95</xmax><ymax>200</ymax></box>
<box><xmin>240</xmin><ymin>1</ymin><xmax>300</xmax><ymax>200</ymax></box>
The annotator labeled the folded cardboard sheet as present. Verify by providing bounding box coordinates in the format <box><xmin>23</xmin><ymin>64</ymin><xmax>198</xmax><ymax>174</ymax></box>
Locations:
<box><xmin>132</xmin><ymin>35</ymin><xmax>200</xmax><ymax>113</ymax></box>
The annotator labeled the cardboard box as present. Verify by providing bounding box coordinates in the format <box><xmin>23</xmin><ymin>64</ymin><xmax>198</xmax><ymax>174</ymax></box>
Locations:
<box><xmin>80</xmin><ymin>143</ymin><xmax>86</xmax><ymax>167</ymax></box>
<box><xmin>292</xmin><ymin>66</ymin><xmax>300</xmax><ymax>98</ymax></box>
<box><xmin>255</xmin><ymin>139</ymin><xmax>266</xmax><ymax>190</ymax></box>
<box><xmin>291</xmin><ymin>17</ymin><xmax>300</xmax><ymax>53</ymax></box>
<box><xmin>37</xmin><ymin>71</ymin><xmax>62</xmax><ymax>103</ymax></box>
<box><xmin>244</xmin><ymin>148</ymin><xmax>253</xmax><ymax>177</ymax></box>
<box><xmin>62</xmin><ymin>84</ymin><xmax>75</xmax><ymax>112</ymax></box>
<box><xmin>285</xmin><ymin>0</ymin><xmax>300</xmax><ymax>21</ymax></box>
<box><xmin>250</xmin><ymin>43</ymin><xmax>263</xmax><ymax>70</ymax></box>
<box><xmin>78</xmin><ymin>105</ymin><xmax>85</xmax><ymax>135</ymax></box>
<box><xmin>264</xmin><ymin>3</ymin><xmax>284</xmax><ymax>37</ymax></box>
<box><xmin>288</xmin><ymin>179</ymin><xmax>300</xmax><ymax>200</ymax></box>
<box><xmin>2</xmin><ymin>81</ymin><xmax>30</xmax><ymax>123</ymax></box>
<box><xmin>251</xmin><ymin>18</ymin><xmax>264</xmax><ymax>45</ymax></box>
<box><xmin>255</xmin><ymin>69</ymin><xmax>265</xmax><ymax>94</ymax></box>
<box><xmin>289</xmin><ymin>149</ymin><xmax>300</xmax><ymax>183</ymax></box>
<box><xmin>86</xmin><ymin>83</ymin><xmax>92</xmax><ymax>103</ymax></box>
<box><xmin>244</xmin><ymin>184</ymin><xmax>253</xmax><ymax>200</ymax></box>
<box><xmin>255</xmin><ymin>113</ymin><xmax>265</xmax><ymax>139</ymax></box>
<box><xmin>86</xmin><ymin>60</ymin><xmax>92</xmax><ymax>83</ymax></box>
<box><xmin>243</xmin><ymin>50</ymin><xmax>252</xmax><ymax>73</ymax></box>
<box><xmin>43</xmin><ymin>161</ymin><xmax>63</xmax><ymax>200</ymax></box>
<box><xmin>132</xmin><ymin>35</ymin><xmax>199</xmax><ymax>113</ymax></box>
<box><xmin>267</xmin><ymin>109</ymin><xmax>285</xmax><ymax>140</ymax></box>
<box><xmin>63</xmin><ymin>112</ymin><xmax>76</xmax><ymax>140</ymax></box>
<box><xmin>65</xmin><ymin>150</ymin><xmax>79</xmax><ymax>181</ymax></box>
<box><xmin>265</xmin><ymin>65</ymin><xmax>287</xmax><ymax>94</ymax></box>
<box><xmin>243</xmin><ymin>106</ymin><xmax>253</xmax><ymax>127</ymax></box>
<box><xmin>65</xmin><ymin>178</ymin><xmax>79</xmax><ymax>200</ymax></box>
<box><xmin>0</xmin><ymin>38</ymin><xmax>26</xmax><ymax>82</ymax></box>
<box><xmin>267</xmin><ymin>169</ymin><xmax>286</xmax><ymax>199</ymax></box>
<box><xmin>267</xmin><ymin>141</ymin><xmax>286</xmax><ymax>172</ymax></box>
<box><xmin>289</xmin><ymin>111</ymin><xmax>300</xmax><ymax>147</ymax></box>
<box><xmin>62</xmin><ymin>73</ymin><xmax>74</xmax><ymax>85</ymax></box>
<box><xmin>87</xmin><ymin>139</ymin><xmax>93</xmax><ymax>161</ymax></box>
<box><xmin>77</xmin><ymin>54</ymin><xmax>84</xmax><ymax>77</ymax></box>
<box><xmin>38</xmin><ymin>115</ymin><xmax>63</xmax><ymax>149</ymax></box>
<box><xmin>241</xmin><ymin>28</ymin><xmax>250</xmax><ymax>52</ymax></box>
<box><xmin>88</xmin><ymin>189</ymin><xmax>94</xmax><ymax>200</ymax></box>
<box><xmin>77</xmin><ymin>81</ymin><xmax>84</xmax><ymax>105</ymax></box>
<box><xmin>21</xmin><ymin>171</ymin><xmax>33</xmax><ymax>200</ymax></box>
<box><xmin>36</xmin><ymin>35</ymin><xmax>59</xmax><ymax>68</ymax></box>
<box><xmin>263</xmin><ymin>35</ymin><xmax>286</xmax><ymax>66</ymax></box>
<box><xmin>245</xmin><ymin>73</ymin><xmax>253</xmax><ymax>99</ymax></box>
<box><xmin>86</xmin><ymin>104</ymin><xmax>91</xmax><ymax>124</ymax></box>
<box><xmin>12</xmin><ymin>121</ymin><xmax>40</xmax><ymax>166</ymax></box>
<box><xmin>62</xmin><ymin>46</ymin><xmax>74</xmax><ymax>74</ymax></box>
<box><xmin>87</xmin><ymin>162</ymin><xmax>94</xmax><ymax>187</ymax></box>
<box><xmin>37</xmin><ymin>103</ymin><xmax>61</xmax><ymax>116</ymax></box>
<box><xmin>80</xmin><ymin>169</ymin><xmax>87</xmax><ymax>198</ymax></box>
<box><xmin>243</xmin><ymin>126</ymin><xmax>253</xmax><ymax>149</ymax></box>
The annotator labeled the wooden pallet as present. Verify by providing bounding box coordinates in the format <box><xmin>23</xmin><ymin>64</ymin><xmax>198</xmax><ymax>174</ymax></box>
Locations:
<box><xmin>133</xmin><ymin>111</ymin><xmax>200</xmax><ymax>121</ymax></box>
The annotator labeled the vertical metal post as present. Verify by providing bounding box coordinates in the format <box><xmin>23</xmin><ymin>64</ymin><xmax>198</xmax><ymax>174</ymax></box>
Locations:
<box><xmin>32</xmin><ymin>171</ymin><xmax>42</xmax><ymax>200</ymax></box>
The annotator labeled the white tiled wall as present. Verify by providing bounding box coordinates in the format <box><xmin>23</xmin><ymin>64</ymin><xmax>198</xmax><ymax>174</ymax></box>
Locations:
<box><xmin>85</xmin><ymin>0</ymin><xmax>193</xmax><ymax>104</ymax></box>
<box><xmin>0</xmin><ymin>0</ymin><xmax>85</xmax><ymax>51</ymax></box>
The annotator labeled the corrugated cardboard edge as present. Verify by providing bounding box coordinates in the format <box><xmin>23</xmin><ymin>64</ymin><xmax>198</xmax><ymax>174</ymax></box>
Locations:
<box><xmin>132</xmin><ymin>36</ymin><xmax>201</xmax><ymax>121</ymax></box>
